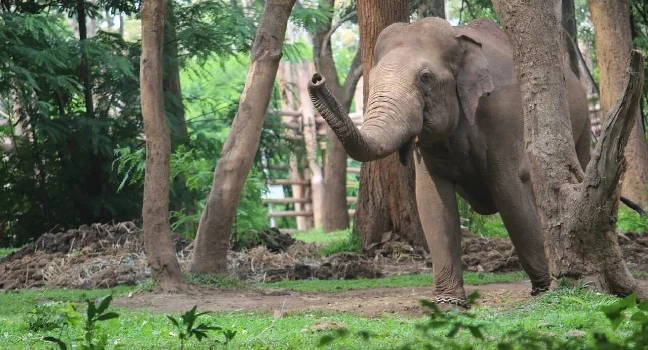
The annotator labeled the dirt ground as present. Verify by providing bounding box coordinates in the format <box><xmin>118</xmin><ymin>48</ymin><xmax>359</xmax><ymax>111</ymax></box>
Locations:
<box><xmin>113</xmin><ymin>282</ymin><xmax>533</xmax><ymax>318</ymax></box>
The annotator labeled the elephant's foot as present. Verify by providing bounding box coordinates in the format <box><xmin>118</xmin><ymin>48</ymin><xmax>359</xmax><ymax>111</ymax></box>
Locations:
<box><xmin>530</xmin><ymin>285</ymin><xmax>550</xmax><ymax>296</ymax></box>
<box><xmin>430</xmin><ymin>296</ymin><xmax>471</xmax><ymax>310</ymax></box>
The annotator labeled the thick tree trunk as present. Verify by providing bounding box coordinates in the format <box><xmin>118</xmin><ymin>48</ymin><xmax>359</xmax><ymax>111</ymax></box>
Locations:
<box><xmin>589</xmin><ymin>0</ymin><xmax>648</xmax><ymax>205</ymax></box>
<box><xmin>492</xmin><ymin>0</ymin><xmax>646</xmax><ymax>299</ymax></box>
<box><xmin>312</xmin><ymin>0</ymin><xmax>363</xmax><ymax>232</ymax></box>
<box><xmin>355</xmin><ymin>0</ymin><xmax>427</xmax><ymax>252</ymax></box>
<box><xmin>140</xmin><ymin>0</ymin><xmax>185</xmax><ymax>290</ymax></box>
<box><xmin>189</xmin><ymin>0</ymin><xmax>296</xmax><ymax>274</ymax></box>
<box><xmin>562</xmin><ymin>0</ymin><xmax>580</xmax><ymax>78</ymax></box>
<box><xmin>163</xmin><ymin>0</ymin><xmax>189</xmax><ymax>143</ymax></box>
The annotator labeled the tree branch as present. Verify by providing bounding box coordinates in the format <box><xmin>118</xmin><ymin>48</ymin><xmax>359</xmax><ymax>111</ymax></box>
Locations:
<box><xmin>584</xmin><ymin>50</ymin><xmax>644</xmax><ymax>203</ymax></box>
<box><xmin>341</xmin><ymin>47</ymin><xmax>363</xmax><ymax>106</ymax></box>
<box><xmin>319</xmin><ymin>10</ymin><xmax>357</xmax><ymax>57</ymax></box>
<box><xmin>561</xmin><ymin>22</ymin><xmax>600</xmax><ymax>97</ymax></box>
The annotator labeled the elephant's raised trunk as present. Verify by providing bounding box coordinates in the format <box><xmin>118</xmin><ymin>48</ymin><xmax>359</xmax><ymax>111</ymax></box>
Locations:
<box><xmin>308</xmin><ymin>73</ymin><xmax>416</xmax><ymax>162</ymax></box>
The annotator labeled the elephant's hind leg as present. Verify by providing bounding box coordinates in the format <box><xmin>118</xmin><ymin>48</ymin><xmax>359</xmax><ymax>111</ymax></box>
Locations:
<box><xmin>415</xmin><ymin>153</ymin><xmax>467</xmax><ymax>306</ymax></box>
<box><xmin>492</xmin><ymin>175</ymin><xmax>551</xmax><ymax>295</ymax></box>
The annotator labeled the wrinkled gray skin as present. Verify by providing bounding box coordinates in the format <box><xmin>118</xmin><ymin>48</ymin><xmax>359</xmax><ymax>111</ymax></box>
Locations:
<box><xmin>308</xmin><ymin>18</ymin><xmax>592</xmax><ymax>303</ymax></box>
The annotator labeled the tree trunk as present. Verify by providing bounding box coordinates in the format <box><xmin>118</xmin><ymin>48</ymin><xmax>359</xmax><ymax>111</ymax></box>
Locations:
<box><xmin>589</xmin><ymin>0</ymin><xmax>648</xmax><ymax>204</ymax></box>
<box><xmin>410</xmin><ymin>0</ymin><xmax>445</xmax><ymax>19</ymax></box>
<box><xmin>562</xmin><ymin>0</ymin><xmax>580</xmax><ymax>78</ymax></box>
<box><xmin>189</xmin><ymin>0</ymin><xmax>296</xmax><ymax>274</ymax></box>
<box><xmin>312</xmin><ymin>0</ymin><xmax>363</xmax><ymax>232</ymax></box>
<box><xmin>355</xmin><ymin>0</ymin><xmax>427</xmax><ymax>252</ymax></box>
<box><xmin>163</xmin><ymin>0</ymin><xmax>189</xmax><ymax>144</ymax></box>
<box><xmin>140</xmin><ymin>0</ymin><xmax>185</xmax><ymax>290</ymax></box>
<box><xmin>492</xmin><ymin>0</ymin><xmax>647</xmax><ymax>299</ymax></box>
<box><xmin>277</xmin><ymin>62</ymin><xmax>309</xmax><ymax>231</ymax></box>
<box><xmin>297</xmin><ymin>61</ymin><xmax>325</xmax><ymax>228</ymax></box>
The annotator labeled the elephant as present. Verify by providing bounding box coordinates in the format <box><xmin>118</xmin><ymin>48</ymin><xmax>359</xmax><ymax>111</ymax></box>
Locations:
<box><xmin>307</xmin><ymin>17</ymin><xmax>593</xmax><ymax>308</ymax></box>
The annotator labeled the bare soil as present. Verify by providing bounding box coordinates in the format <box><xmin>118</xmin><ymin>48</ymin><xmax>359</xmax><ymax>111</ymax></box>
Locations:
<box><xmin>113</xmin><ymin>282</ymin><xmax>532</xmax><ymax>318</ymax></box>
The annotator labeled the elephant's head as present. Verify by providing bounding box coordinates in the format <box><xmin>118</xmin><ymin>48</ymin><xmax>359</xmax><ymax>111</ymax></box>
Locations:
<box><xmin>308</xmin><ymin>17</ymin><xmax>494</xmax><ymax>164</ymax></box>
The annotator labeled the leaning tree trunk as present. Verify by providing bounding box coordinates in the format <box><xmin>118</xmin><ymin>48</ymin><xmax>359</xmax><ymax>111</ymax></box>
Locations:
<box><xmin>562</xmin><ymin>0</ymin><xmax>580</xmax><ymax>78</ymax></box>
<box><xmin>140</xmin><ymin>0</ymin><xmax>185</xmax><ymax>290</ymax></box>
<box><xmin>189</xmin><ymin>0</ymin><xmax>296</xmax><ymax>274</ymax></box>
<box><xmin>588</xmin><ymin>0</ymin><xmax>648</xmax><ymax>205</ymax></box>
<box><xmin>312</xmin><ymin>0</ymin><xmax>363</xmax><ymax>232</ymax></box>
<box><xmin>354</xmin><ymin>0</ymin><xmax>427</xmax><ymax>252</ymax></box>
<box><xmin>492</xmin><ymin>0</ymin><xmax>647</xmax><ymax>299</ymax></box>
<box><xmin>163</xmin><ymin>0</ymin><xmax>189</xmax><ymax>144</ymax></box>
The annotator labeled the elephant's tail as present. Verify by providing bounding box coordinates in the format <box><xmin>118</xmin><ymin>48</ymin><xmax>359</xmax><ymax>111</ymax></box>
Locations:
<box><xmin>620</xmin><ymin>196</ymin><xmax>646</xmax><ymax>216</ymax></box>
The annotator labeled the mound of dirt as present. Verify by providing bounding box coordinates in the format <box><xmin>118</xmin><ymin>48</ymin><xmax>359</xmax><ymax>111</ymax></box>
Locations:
<box><xmin>230</xmin><ymin>227</ymin><xmax>295</xmax><ymax>253</ymax></box>
<box><xmin>0</xmin><ymin>222</ymin><xmax>190</xmax><ymax>290</ymax></box>
<box><xmin>2</xmin><ymin>222</ymin><xmax>647</xmax><ymax>291</ymax></box>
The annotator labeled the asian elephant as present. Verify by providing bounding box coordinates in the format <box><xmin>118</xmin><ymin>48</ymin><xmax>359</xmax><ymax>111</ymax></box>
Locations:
<box><xmin>307</xmin><ymin>18</ymin><xmax>592</xmax><ymax>308</ymax></box>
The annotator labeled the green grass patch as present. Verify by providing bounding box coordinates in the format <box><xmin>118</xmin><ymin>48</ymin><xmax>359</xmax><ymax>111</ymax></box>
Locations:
<box><xmin>292</xmin><ymin>228</ymin><xmax>352</xmax><ymax>244</ymax></box>
<box><xmin>1</xmin><ymin>285</ymin><xmax>644</xmax><ymax>349</ymax></box>
<box><xmin>0</xmin><ymin>247</ymin><xmax>18</xmax><ymax>258</ymax></box>
<box><xmin>261</xmin><ymin>271</ymin><xmax>529</xmax><ymax>293</ymax></box>
<box><xmin>186</xmin><ymin>273</ymin><xmax>248</xmax><ymax>289</ymax></box>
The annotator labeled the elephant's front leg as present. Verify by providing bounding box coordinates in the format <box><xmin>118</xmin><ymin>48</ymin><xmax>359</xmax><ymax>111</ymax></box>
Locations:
<box><xmin>415</xmin><ymin>152</ymin><xmax>466</xmax><ymax>307</ymax></box>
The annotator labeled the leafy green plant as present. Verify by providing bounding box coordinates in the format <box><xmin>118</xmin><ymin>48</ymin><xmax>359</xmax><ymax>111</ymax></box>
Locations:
<box><xmin>43</xmin><ymin>294</ymin><xmax>120</xmax><ymax>350</ymax></box>
<box><xmin>26</xmin><ymin>300</ymin><xmax>66</xmax><ymax>332</ymax></box>
<box><xmin>167</xmin><ymin>305</ymin><xmax>236</xmax><ymax>349</ymax></box>
<box><xmin>617</xmin><ymin>207</ymin><xmax>648</xmax><ymax>233</ymax></box>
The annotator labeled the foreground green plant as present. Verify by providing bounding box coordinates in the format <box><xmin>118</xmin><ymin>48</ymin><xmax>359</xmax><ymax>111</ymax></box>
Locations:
<box><xmin>43</xmin><ymin>294</ymin><xmax>120</xmax><ymax>350</ymax></box>
<box><xmin>318</xmin><ymin>290</ymin><xmax>648</xmax><ymax>349</ymax></box>
<box><xmin>167</xmin><ymin>305</ymin><xmax>236</xmax><ymax>349</ymax></box>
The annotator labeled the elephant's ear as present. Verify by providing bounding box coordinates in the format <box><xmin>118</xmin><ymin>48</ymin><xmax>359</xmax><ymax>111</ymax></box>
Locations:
<box><xmin>456</xmin><ymin>35</ymin><xmax>494</xmax><ymax>126</ymax></box>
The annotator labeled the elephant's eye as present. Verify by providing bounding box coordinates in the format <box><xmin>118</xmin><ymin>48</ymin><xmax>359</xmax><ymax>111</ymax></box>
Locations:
<box><xmin>420</xmin><ymin>70</ymin><xmax>433</xmax><ymax>84</ymax></box>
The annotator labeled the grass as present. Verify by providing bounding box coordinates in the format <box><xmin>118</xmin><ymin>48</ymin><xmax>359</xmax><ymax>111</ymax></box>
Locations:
<box><xmin>292</xmin><ymin>228</ymin><xmax>352</xmax><ymax>244</ymax></box>
<box><xmin>262</xmin><ymin>271</ymin><xmax>529</xmax><ymax>293</ymax></box>
<box><xmin>0</xmin><ymin>284</ymin><xmax>640</xmax><ymax>349</ymax></box>
<box><xmin>0</xmin><ymin>247</ymin><xmax>18</xmax><ymax>258</ymax></box>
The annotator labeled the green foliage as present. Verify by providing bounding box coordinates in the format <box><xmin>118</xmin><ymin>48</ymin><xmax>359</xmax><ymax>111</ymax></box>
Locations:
<box><xmin>42</xmin><ymin>295</ymin><xmax>120</xmax><ymax>350</ymax></box>
<box><xmin>0</xmin><ymin>247</ymin><xmax>18</xmax><ymax>258</ymax></box>
<box><xmin>617</xmin><ymin>207</ymin><xmax>648</xmax><ymax>233</ymax></box>
<box><xmin>457</xmin><ymin>196</ymin><xmax>508</xmax><ymax>238</ymax></box>
<box><xmin>262</xmin><ymin>271</ymin><xmax>528</xmax><ymax>293</ymax></box>
<box><xmin>26</xmin><ymin>301</ymin><xmax>66</xmax><ymax>332</ymax></box>
<box><xmin>293</xmin><ymin>228</ymin><xmax>352</xmax><ymax>244</ymax></box>
<box><xmin>317</xmin><ymin>289</ymin><xmax>648</xmax><ymax>349</ymax></box>
<box><xmin>167</xmin><ymin>305</ymin><xmax>236</xmax><ymax>349</ymax></box>
<box><xmin>185</xmin><ymin>274</ymin><xmax>247</xmax><ymax>290</ymax></box>
<box><xmin>315</xmin><ymin>230</ymin><xmax>362</xmax><ymax>256</ymax></box>
<box><xmin>0</xmin><ymin>12</ymin><xmax>143</xmax><ymax>246</ymax></box>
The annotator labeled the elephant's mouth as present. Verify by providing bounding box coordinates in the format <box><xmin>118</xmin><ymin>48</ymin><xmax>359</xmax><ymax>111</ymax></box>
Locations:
<box><xmin>398</xmin><ymin>135</ymin><xmax>419</xmax><ymax>166</ymax></box>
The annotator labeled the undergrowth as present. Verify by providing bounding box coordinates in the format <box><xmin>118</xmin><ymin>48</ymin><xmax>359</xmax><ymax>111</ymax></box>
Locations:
<box><xmin>617</xmin><ymin>207</ymin><xmax>648</xmax><ymax>233</ymax></box>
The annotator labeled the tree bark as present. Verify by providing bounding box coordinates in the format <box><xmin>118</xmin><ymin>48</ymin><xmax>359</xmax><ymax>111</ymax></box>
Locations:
<box><xmin>189</xmin><ymin>0</ymin><xmax>296</xmax><ymax>274</ymax></box>
<box><xmin>312</xmin><ymin>0</ymin><xmax>363</xmax><ymax>232</ymax></box>
<box><xmin>492</xmin><ymin>0</ymin><xmax>646</xmax><ymax>299</ymax></box>
<box><xmin>163</xmin><ymin>0</ymin><xmax>189</xmax><ymax>143</ymax></box>
<box><xmin>355</xmin><ymin>0</ymin><xmax>427</xmax><ymax>252</ymax></box>
<box><xmin>140</xmin><ymin>0</ymin><xmax>185</xmax><ymax>290</ymax></box>
<box><xmin>588</xmin><ymin>0</ymin><xmax>648</xmax><ymax>205</ymax></box>
<box><xmin>562</xmin><ymin>0</ymin><xmax>580</xmax><ymax>78</ymax></box>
